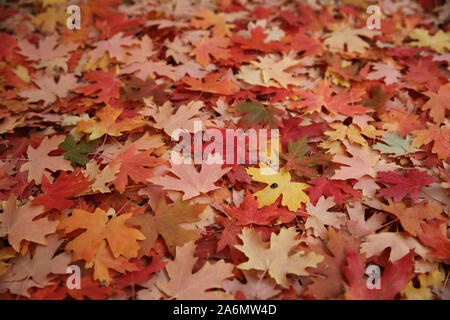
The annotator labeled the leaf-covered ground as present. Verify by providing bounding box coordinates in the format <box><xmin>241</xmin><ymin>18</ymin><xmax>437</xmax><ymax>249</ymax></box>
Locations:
<box><xmin>0</xmin><ymin>0</ymin><xmax>449</xmax><ymax>300</ymax></box>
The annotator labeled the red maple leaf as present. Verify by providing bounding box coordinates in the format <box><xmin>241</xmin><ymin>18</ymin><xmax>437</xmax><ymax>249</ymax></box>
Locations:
<box><xmin>75</xmin><ymin>70</ymin><xmax>123</xmax><ymax>104</ymax></box>
<box><xmin>0</xmin><ymin>33</ymin><xmax>17</xmax><ymax>61</ymax></box>
<box><xmin>32</xmin><ymin>170</ymin><xmax>92</xmax><ymax>211</ymax></box>
<box><xmin>307</xmin><ymin>177</ymin><xmax>361</xmax><ymax>205</ymax></box>
<box><xmin>109</xmin><ymin>145</ymin><xmax>165</xmax><ymax>193</ymax></box>
<box><xmin>231</xmin><ymin>27</ymin><xmax>285</xmax><ymax>53</ymax></box>
<box><xmin>293</xmin><ymin>80</ymin><xmax>370</xmax><ymax>116</ymax></box>
<box><xmin>223</xmin><ymin>191</ymin><xmax>281</xmax><ymax>226</ymax></box>
<box><xmin>280</xmin><ymin>117</ymin><xmax>328</xmax><ymax>149</ymax></box>
<box><xmin>113</xmin><ymin>253</ymin><xmax>167</xmax><ymax>289</ymax></box>
<box><xmin>343</xmin><ymin>249</ymin><xmax>414</xmax><ymax>300</ymax></box>
<box><xmin>417</xmin><ymin>220</ymin><xmax>450</xmax><ymax>261</ymax></box>
<box><xmin>376</xmin><ymin>170</ymin><xmax>436</xmax><ymax>203</ymax></box>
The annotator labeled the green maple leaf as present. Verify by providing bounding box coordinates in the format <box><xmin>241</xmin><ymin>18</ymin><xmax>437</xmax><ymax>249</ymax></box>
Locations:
<box><xmin>373</xmin><ymin>133</ymin><xmax>421</xmax><ymax>156</ymax></box>
<box><xmin>59</xmin><ymin>136</ymin><xmax>95</xmax><ymax>166</ymax></box>
<box><xmin>281</xmin><ymin>137</ymin><xmax>332</xmax><ymax>178</ymax></box>
<box><xmin>234</xmin><ymin>102</ymin><xmax>282</xmax><ymax>128</ymax></box>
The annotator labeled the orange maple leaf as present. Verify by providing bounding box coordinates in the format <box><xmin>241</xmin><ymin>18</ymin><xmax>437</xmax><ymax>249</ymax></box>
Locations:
<box><xmin>293</xmin><ymin>80</ymin><xmax>370</xmax><ymax>116</ymax></box>
<box><xmin>183</xmin><ymin>72</ymin><xmax>239</xmax><ymax>95</ymax></box>
<box><xmin>109</xmin><ymin>144</ymin><xmax>166</xmax><ymax>192</ymax></box>
<box><xmin>193</xmin><ymin>35</ymin><xmax>231</xmax><ymax>67</ymax></box>
<box><xmin>58</xmin><ymin>207</ymin><xmax>145</xmax><ymax>262</ymax></box>
<box><xmin>76</xmin><ymin>104</ymin><xmax>145</xmax><ymax>141</ymax></box>
<box><xmin>411</xmin><ymin>123</ymin><xmax>450</xmax><ymax>160</ymax></box>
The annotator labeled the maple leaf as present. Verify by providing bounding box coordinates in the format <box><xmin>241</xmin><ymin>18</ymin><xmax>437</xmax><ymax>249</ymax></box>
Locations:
<box><xmin>376</xmin><ymin>170</ymin><xmax>436</xmax><ymax>203</ymax></box>
<box><xmin>19</xmin><ymin>74</ymin><xmax>78</xmax><ymax>106</ymax></box>
<box><xmin>247</xmin><ymin>163</ymin><xmax>310</xmax><ymax>211</ymax></box>
<box><xmin>58</xmin><ymin>207</ymin><xmax>145</xmax><ymax>261</ymax></box>
<box><xmin>121</xmin><ymin>61</ymin><xmax>176</xmax><ymax>81</ymax></box>
<box><xmin>156</xmin><ymin>241</ymin><xmax>234</xmax><ymax>299</ymax></box>
<box><xmin>360</xmin><ymin>232</ymin><xmax>430</xmax><ymax>262</ymax></box>
<box><xmin>223</xmin><ymin>270</ymin><xmax>281</xmax><ymax>300</ymax></box>
<box><xmin>75</xmin><ymin>70</ymin><xmax>123</xmax><ymax>104</ymax></box>
<box><xmin>417</xmin><ymin>220</ymin><xmax>450</xmax><ymax>261</ymax></box>
<box><xmin>281</xmin><ymin>137</ymin><xmax>332</xmax><ymax>178</ymax></box>
<box><xmin>0</xmin><ymin>33</ymin><xmax>17</xmax><ymax>61</ymax></box>
<box><xmin>331</xmin><ymin>141</ymin><xmax>380</xmax><ymax>180</ymax></box>
<box><xmin>1</xmin><ymin>235</ymin><xmax>71</xmax><ymax>287</ymax></box>
<box><xmin>421</xmin><ymin>83</ymin><xmax>450</xmax><ymax>124</ymax></box>
<box><xmin>346</xmin><ymin>201</ymin><xmax>386</xmax><ymax>237</ymax></box>
<box><xmin>295</xmin><ymin>80</ymin><xmax>370</xmax><ymax>116</ymax></box>
<box><xmin>216</xmin><ymin>216</ymin><xmax>244</xmax><ymax>265</ymax></box>
<box><xmin>144</xmin><ymin>100</ymin><xmax>205</xmax><ymax>136</ymax></box>
<box><xmin>59</xmin><ymin>136</ymin><xmax>95</xmax><ymax>166</ymax></box>
<box><xmin>0</xmin><ymin>277</ymin><xmax>41</xmax><ymax>298</ymax></box>
<box><xmin>0</xmin><ymin>194</ymin><xmax>58</xmax><ymax>252</ymax></box>
<box><xmin>193</xmin><ymin>35</ymin><xmax>231</xmax><ymax>66</ymax></box>
<box><xmin>324</xmin><ymin>123</ymin><xmax>381</xmax><ymax>146</ymax></box>
<box><xmin>306</xmin><ymin>177</ymin><xmax>361</xmax><ymax>205</ymax></box>
<box><xmin>183</xmin><ymin>72</ymin><xmax>239</xmax><ymax>95</ymax></box>
<box><xmin>114</xmin><ymin>253</ymin><xmax>167</xmax><ymax>289</ymax></box>
<box><xmin>18</xmin><ymin>35</ymin><xmax>77</xmax><ymax>62</ymax></box>
<box><xmin>280</xmin><ymin>117</ymin><xmax>328</xmax><ymax>147</ymax></box>
<box><xmin>380</xmin><ymin>108</ymin><xmax>425</xmax><ymax>138</ymax></box>
<box><xmin>190</xmin><ymin>9</ymin><xmax>234</xmax><ymax>38</ymax></box>
<box><xmin>366</xmin><ymin>62</ymin><xmax>402</xmax><ymax>86</ymax></box>
<box><xmin>304</xmin><ymin>228</ymin><xmax>358</xmax><ymax>299</ymax></box>
<box><xmin>0</xmin><ymin>248</ymin><xmax>16</xmax><ymax>280</ymax></box>
<box><xmin>149</xmin><ymin>161</ymin><xmax>230</xmax><ymax>200</ymax></box>
<box><xmin>223</xmin><ymin>191</ymin><xmax>281</xmax><ymax>226</ymax></box>
<box><xmin>232</xmin><ymin>27</ymin><xmax>285</xmax><ymax>53</ymax></box>
<box><xmin>32</xmin><ymin>5</ymin><xmax>67</xmax><ymax>32</ymax></box>
<box><xmin>18</xmin><ymin>136</ymin><xmax>71</xmax><ymax>184</ymax></box>
<box><xmin>305</xmin><ymin>196</ymin><xmax>346</xmax><ymax>238</ymax></box>
<box><xmin>109</xmin><ymin>145</ymin><xmax>165</xmax><ymax>193</ymax></box>
<box><xmin>235</xmin><ymin>227</ymin><xmax>323</xmax><ymax>288</ymax></box>
<box><xmin>234</xmin><ymin>101</ymin><xmax>283</xmax><ymax>129</ymax></box>
<box><xmin>63</xmin><ymin>275</ymin><xmax>117</xmax><ymax>300</ymax></box>
<box><xmin>127</xmin><ymin>197</ymin><xmax>206</xmax><ymax>256</ymax></box>
<box><xmin>86</xmin><ymin>240</ymin><xmax>138</xmax><ymax>284</ymax></box>
<box><xmin>323</xmin><ymin>26</ymin><xmax>380</xmax><ymax>53</ymax></box>
<box><xmin>402</xmin><ymin>269</ymin><xmax>445</xmax><ymax>300</ymax></box>
<box><xmin>32</xmin><ymin>170</ymin><xmax>91</xmax><ymax>211</ymax></box>
<box><xmin>408</xmin><ymin>29</ymin><xmax>450</xmax><ymax>54</ymax></box>
<box><xmin>88</xmin><ymin>32</ymin><xmax>137</xmax><ymax>64</ymax></box>
<box><xmin>76</xmin><ymin>105</ymin><xmax>145</xmax><ymax>141</ymax></box>
<box><xmin>382</xmin><ymin>200</ymin><xmax>443</xmax><ymax>236</ymax></box>
<box><xmin>411</xmin><ymin>124</ymin><xmax>450</xmax><ymax>160</ymax></box>
<box><xmin>83</xmin><ymin>160</ymin><xmax>120</xmax><ymax>194</ymax></box>
<box><xmin>236</xmin><ymin>53</ymin><xmax>303</xmax><ymax>88</ymax></box>
<box><xmin>373</xmin><ymin>133</ymin><xmax>421</xmax><ymax>156</ymax></box>
<box><xmin>343</xmin><ymin>249</ymin><xmax>414</xmax><ymax>300</ymax></box>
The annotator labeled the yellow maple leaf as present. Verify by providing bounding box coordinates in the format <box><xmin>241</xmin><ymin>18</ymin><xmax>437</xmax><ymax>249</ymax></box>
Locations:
<box><xmin>246</xmin><ymin>163</ymin><xmax>310</xmax><ymax>211</ymax></box>
<box><xmin>235</xmin><ymin>227</ymin><xmax>323</xmax><ymax>288</ymax></box>
<box><xmin>32</xmin><ymin>6</ymin><xmax>67</xmax><ymax>31</ymax></box>
<box><xmin>409</xmin><ymin>29</ymin><xmax>450</xmax><ymax>54</ymax></box>
<box><xmin>402</xmin><ymin>269</ymin><xmax>445</xmax><ymax>300</ymax></box>
<box><xmin>325</xmin><ymin>123</ymin><xmax>382</xmax><ymax>145</ymax></box>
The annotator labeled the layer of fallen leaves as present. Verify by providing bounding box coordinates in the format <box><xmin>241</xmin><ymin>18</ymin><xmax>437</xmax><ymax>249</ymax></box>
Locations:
<box><xmin>0</xmin><ymin>0</ymin><xmax>449</xmax><ymax>300</ymax></box>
